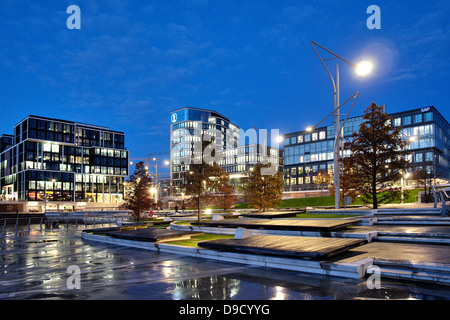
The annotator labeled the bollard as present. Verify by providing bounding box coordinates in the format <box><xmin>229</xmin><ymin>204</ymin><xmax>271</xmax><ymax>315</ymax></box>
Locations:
<box><xmin>28</xmin><ymin>218</ymin><xmax>31</xmax><ymax>231</ymax></box>
<box><xmin>40</xmin><ymin>217</ymin><xmax>43</xmax><ymax>230</ymax></box>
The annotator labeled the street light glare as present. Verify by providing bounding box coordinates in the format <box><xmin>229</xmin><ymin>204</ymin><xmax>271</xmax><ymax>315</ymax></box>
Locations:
<box><xmin>355</xmin><ymin>61</ymin><xmax>373</xmax><ymax>76</ymax></box>
<box><xmin>305</xmin><ymin>127</ymin><xmax>313</xmax><ymax>132</ymax></box>
<box><xmin>275</xmin><ymin>136</ymin><xmax>283</xmax><ymax>143</ymax></box>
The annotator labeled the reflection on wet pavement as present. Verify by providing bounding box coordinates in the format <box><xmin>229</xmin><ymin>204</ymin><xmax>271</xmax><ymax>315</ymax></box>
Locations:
<box><xmin>1</xmin><ymin>226</ymin><xmax>450</xmax><ymax>300</ymax></box>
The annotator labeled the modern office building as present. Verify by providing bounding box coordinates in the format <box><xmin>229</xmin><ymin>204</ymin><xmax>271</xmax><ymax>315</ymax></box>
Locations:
<box><xmin>283</xmin><ymin>106</ymin><xmax>450</xmax><ymax>191</ymax></box>
<box><xmin>0</xmin><ymin>115</ymin><xmax>129</xmax><ymax>208</ymax></box>
<box><xmin>170</xmin><ymin>107</ymin><xmax>283</xmax><ymax>193</ymax></box>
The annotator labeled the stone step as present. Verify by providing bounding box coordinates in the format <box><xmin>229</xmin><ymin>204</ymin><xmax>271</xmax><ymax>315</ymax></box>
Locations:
<box><xmin>373</xmin><ymin>259</ymin><xmax>450</xmax><ymax>286</ymax></box>
<box><xmin>377</xmin><ymin>216</ymin><xmax>450</xmax><ymax>220</ymax></box>
<box><xmin>377</xmin><ymin>230</ymin><xmax>450</xmax><ymax>239</ymax></box>
<box><xmin>376</xmin><ymin>236</ymin><xmax>450</xmax><ymax>245</ymax></box>
<box><xmin>375</xmin><ymin>209</ymin><xmax>443</xmax><ymax>216</ymax></box>
<box><xmin>376</xmin><ymin>259</ymin><xmax>450</xmax><ymax>273</ymax></box>
<box><xmin>374</xmin><ymin>220</ymin><xmax>450</xmax><ymax>226</ymax></box>
<box><xmin>310</xmin><ymin>209</ymin><xmax>375</xmax><ymax>216</ymax></box>
<box><xmin>376</xmin><ymin>266</ymin><xmax>450</xmax><ymax>286</ymax></box>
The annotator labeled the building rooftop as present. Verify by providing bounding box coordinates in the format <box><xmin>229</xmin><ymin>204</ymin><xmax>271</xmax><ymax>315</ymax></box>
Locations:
<box><xmin>170</xmin><ymin>107</ymin><xmax>231</xmax><ymax>123</ymax></box>
<box><xmin>14</xmin><ymin>115</ymin><xmax>125</xmax><ymax>134</ymax></box>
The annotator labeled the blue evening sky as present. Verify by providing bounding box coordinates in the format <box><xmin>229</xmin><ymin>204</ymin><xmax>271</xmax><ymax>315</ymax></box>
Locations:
<box><xmin>0</xmin><ymin>0</ymin><xmax>448</xmax><ymax>172</ymax></box>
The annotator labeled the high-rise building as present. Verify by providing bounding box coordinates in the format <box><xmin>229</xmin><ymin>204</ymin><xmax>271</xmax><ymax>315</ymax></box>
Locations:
<box><xmin>169</xmin><ymin>107</ymin><xmax>283</xmax><ymax>193</ymax></box>
<box><xmin>0</xmin><ymin>115</ymin><xmax>129</xmax><ymax>207</ymax></box>
<box><xmin>283</xmin><ymin>106</ymin><xmax>450</xmax><ymax>191</ymax></box>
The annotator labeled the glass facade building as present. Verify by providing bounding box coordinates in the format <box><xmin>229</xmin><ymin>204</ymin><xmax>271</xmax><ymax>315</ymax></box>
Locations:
<box><xmin>283</xmin><ymin>106</ymin><xmax>450</xmax><ymax>190</ymax></box>
<box><xmin>0</xmin><ymin>115</ymin><xmax>128</xmax><ymax>203</ymax></box>
<box><xmin>170</xmin><ymin>107</ymin><xmax>283</xmax><ymax>192</ymax></box>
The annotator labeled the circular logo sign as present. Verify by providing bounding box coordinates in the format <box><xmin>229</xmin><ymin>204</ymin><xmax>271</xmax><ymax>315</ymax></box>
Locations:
<box><xmin>170</xmin><ymin>113</ymin><xmax>178</xmax><ymax>123</ymax></box>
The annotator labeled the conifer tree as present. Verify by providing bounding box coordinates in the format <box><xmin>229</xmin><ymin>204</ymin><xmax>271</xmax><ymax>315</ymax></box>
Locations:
<box><xmin>125</xmin><ymin>162</ymin><xmax>155</xmax><ymax>220</ymax></box>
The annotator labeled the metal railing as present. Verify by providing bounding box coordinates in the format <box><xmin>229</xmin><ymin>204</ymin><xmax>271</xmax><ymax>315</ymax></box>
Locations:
<box><xmin>1</xmin><ymin>211</ymin><xmax>130</xmax><ymax>235</ymax></box>
<box><xmin>1</xmin><ymin>216</ymin><xmax>45</xmax><ymax>234</ymax></box>
<box><xmin>431</xmin><ymin>185</ymin><xmax>450</xmax><ymax>216</ymax></box>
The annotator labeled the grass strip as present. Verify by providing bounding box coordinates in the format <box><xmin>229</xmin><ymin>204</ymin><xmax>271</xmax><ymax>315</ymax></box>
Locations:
<box><xmin>169</xmin><ymin>233</ymin><xmax>234</xmax><ymax>247</ymax></box>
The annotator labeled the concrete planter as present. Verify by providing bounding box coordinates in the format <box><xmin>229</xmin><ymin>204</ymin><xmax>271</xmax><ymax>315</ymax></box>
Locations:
<box><xmin>81</xmin><ymin>231</ymin><xmax>373</xmax><ymax>279</ymax></box>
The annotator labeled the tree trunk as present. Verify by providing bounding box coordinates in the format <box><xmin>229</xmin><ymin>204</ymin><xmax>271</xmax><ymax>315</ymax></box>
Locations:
<box><xmin>197</xmin><ymin>193</ymin><xmax>202</xmax><ymax>222</ymax></box>
<box><xmin>262</xmin><ymin>182</ymin><xmax>266</xmax><ymax>212</ymax></box>
<box><xmin>372</xmin><ymin>170</ymin><xmax>378</xmax><ymax>209</ymax></box>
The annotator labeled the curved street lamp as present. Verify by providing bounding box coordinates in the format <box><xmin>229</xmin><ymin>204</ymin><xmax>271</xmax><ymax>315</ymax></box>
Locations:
<box><xmin>310</xmin><ymin>41</ymin><xmax>373</xmax><ymax>209</ymax></box>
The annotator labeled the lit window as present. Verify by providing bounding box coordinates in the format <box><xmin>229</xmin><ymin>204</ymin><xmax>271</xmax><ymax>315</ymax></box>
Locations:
<box><xmin>415</xmin><ymin>153</ymin><xmax>423</xmax><ymax>162</ymax></box>
<box><xmin>425</xmin><ymin>152</ymin><xmax>433</xmax><ymax>162</ymax></box>
<box><xmin>43</xmin><ymin>143</ymin><xmax>51</xmax><ymax>152</ymax></box>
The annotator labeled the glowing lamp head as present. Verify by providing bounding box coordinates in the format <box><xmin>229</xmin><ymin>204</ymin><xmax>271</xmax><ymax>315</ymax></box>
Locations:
<box><xmin>356</xmin><ymin>61</ymin><xmax>373</xmax><ymax>76</ymax></box>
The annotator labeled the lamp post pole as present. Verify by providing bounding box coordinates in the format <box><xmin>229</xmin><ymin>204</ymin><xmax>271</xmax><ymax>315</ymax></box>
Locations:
<box><xmin>148</xmin><ymin>156</ymin><xmax>170</xmax><ymax>207</ymax></box>
<box><xmin>401</xmin><ymin>174</ymin><xmax>405</xmax><ymax>204</ymax></box>
<box><xmin>310</xmin><ymin>41</ymin><xmax>372</xmax><ymax>209</ymax></box>
<box><xmin>333</xmin><ymin>63</ymin><xmax>340</xmax><ymax>209</ymax></box>
<box><xmin>44</xmin><ymin>180</ymin><xmax>47</xmax><ymax>214</ymax></box>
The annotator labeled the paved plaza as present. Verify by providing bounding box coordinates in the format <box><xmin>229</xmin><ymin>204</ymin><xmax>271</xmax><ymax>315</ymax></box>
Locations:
<box><xmin>1</xmin><ymin>225</ymin><xmax>450</xmax><ymax>300</ymax></box>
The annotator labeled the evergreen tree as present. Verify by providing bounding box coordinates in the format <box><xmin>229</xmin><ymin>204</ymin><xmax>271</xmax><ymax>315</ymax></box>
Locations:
<box><xmin>125</xmin><ymin>162</ymin><xmax>155</xmax><ymax>220</ymax></box>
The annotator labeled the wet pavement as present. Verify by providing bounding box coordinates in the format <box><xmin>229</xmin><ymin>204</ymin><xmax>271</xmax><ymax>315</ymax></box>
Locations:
<box><xmin>1</xmin><ymin>225</ymin><xmax>450</xmax><ymax>300</ymax></box>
